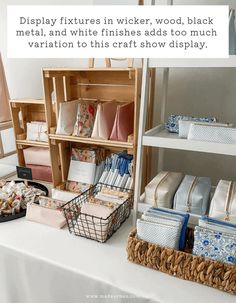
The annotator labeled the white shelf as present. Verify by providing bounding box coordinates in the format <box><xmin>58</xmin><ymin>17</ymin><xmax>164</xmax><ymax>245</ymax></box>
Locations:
<box><xmin>143</xmin><ymin>124</ymin><xmax>236</xmax><ymax>156</ymax></box>
<box><xmin>149</xmin><ymin>56</ymin><xmax>236</xmax><ymax>68</ymax></box>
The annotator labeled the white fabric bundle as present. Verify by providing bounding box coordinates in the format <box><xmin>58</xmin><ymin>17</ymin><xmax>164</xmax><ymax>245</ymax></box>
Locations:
<box><xmin>27</xmin><ymin>122</ymin><xmax>48</xmax><ymax>142</ymax></box>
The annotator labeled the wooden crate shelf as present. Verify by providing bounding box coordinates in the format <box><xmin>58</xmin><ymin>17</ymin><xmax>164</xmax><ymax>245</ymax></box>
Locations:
<box><xmin>9</xmin><ymin>98</ymin><xmax>55</xmax><ymax>170</ymax></box>
<box><xmin>49</xmin><ymin>134</ymin><xmax>134</xmax><ymax>150</ymax></box>
<box><xmin>43</xmin><ymin>68</ymin><xmax>143</xmax><ymax>188</ymax></box>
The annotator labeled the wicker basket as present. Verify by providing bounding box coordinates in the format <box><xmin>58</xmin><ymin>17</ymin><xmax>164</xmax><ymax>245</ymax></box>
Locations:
<box><xmin>127</xmin><ymin>229</ymin><xmax>236</xmax><ymax>294</ymax></box>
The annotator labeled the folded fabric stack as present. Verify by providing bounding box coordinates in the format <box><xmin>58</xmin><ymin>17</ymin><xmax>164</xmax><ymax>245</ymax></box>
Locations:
<box><xmin>76</xmin><ymin>188</ymin><xmax>130</xmax><ymax>242</ymax></box>
<box><xmin>56</xmin><ymin>99</ymin><xmax>134</xmax><ymax>142</ymax></box>
<box><xmin>23</xmin><ymin>147</ymin><xmax>52</xmax><ymax>182</ymax></box>
<box><xmin>66</xmin><ymin>147</ymin><xmax>106</xmax><ymax>194</ymax></box>
<box><xmin>26</xmin><ymin>121</ymin><xmax>48</xmax><ymax>142</ymax></box>
<box><xmin>26</xmin><ymin>196</ymin><xmax>67</xmax><ymax>229</ymax></box>
<box><xmin>99</xmin><ymin>152</ymin><xmax>133</xmax><ymax>190</ymax></box>
<box><xmin>193</xmin><ymin>216</ymin><xmax>236</xmax><ymax>264</ymax></box>
<box><xmin>137</xmin><ymin>208</ymin><xmax>190</xmax><ymax>250</ymax></box>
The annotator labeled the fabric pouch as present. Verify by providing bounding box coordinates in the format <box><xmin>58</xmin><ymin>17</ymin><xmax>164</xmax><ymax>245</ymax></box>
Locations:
<box><xmin>165</xmin><ymin>115</ymin><xmax>216</xmax><ymax>133</ymax></box>
<box><xmin>173</xmin><ymin>175</ymin><xmax>211</xmax><ymax>215</ymax></box>
<box><xmin>199</xmin><ymin>216</ymin><xmax>236</xmax><ymax>235</ymax></box>
<box><xmin>56</xmin><ymin>100</ymin><xmax>79</xmax><ymax>135</ymax></box>
<box><xmin>147</xmin><ymin>208</ymin><xmax>190</xmax><ymax>250</ymax></box>
<box><xmin>179</xmin><ymin>120</ymin><xmax>231</xmax><ymax>139</ymax></box>
<box><xmin>145</xmin><ymin>171</ymin><xmax>183</xmax><ymax>208</ymax></box>
<box><xmin>26</xmin><ymin>203</ymin><xmax>66</xmax><ymax>229</ymax></box>
<box><xmin>193</xmin><ymin>226</ymin><xmax>236</xmax><ymax>264</ymax></box>
<box><xmin>109</xmin><ymin>102</ymin><xmax>134</xmax><ymax>142</ymax></box>
<box><xmin>209</xmin><ymin>180</ymin><xmax>236</xmax><ymax>222</ymax></box>
<box><xmin>188</xmin><ymin>124</ymin><xmax>236</xmax><ymax>144</ymax></box>
<box><xmin>91</xmin><ymin>102</ymin><xmax>118</xmax><ymax>139</ymax></box>
<box><xmin>72</xmin><ymin>101</ymin><xmax>97</xmax><ymax>137</ymax></box>
<box><xmin>137</xmin><ymin>219</ymin><xmax>182</xmax><ymax>249</ymax></box>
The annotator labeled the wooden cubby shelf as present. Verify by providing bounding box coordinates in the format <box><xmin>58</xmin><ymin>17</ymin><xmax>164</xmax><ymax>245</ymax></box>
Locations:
<box><xmin>49</xmin><ymin>134</ymin><xmax>134</xmax><ymax>150</ymax></box>
<box><xmin>43</xmin><ymin>67</ymin><xmax>144</xmax><ymax>188</ymax></box>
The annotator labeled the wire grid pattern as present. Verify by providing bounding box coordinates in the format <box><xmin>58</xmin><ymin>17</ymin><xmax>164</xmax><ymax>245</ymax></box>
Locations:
<box><xmin>63</xmin><ymin>183</ymin><xmax>133</xmax><ymax>243</ymax></box>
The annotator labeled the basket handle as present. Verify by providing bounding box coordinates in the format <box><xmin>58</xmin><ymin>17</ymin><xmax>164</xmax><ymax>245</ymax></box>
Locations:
<box><xmin>89</xmin><ymin>58</ymin><xmax>134</xmax><ymax>68</ymax></box>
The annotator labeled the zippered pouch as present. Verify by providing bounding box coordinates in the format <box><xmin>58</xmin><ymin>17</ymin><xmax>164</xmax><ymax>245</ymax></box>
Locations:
<box><xmin>179</xmin><ymin>120</ymin><xmax>231</xmax><ymax>139</ymax></box>
<box><xmin>199</xmin><ymin>216</ymin><xmax>236</xmax><ymax>235</ymax></box>
<box><xmin>209</xmin><ymin>180</ymin><xmax>236</xmax><ymax>223</ymax></box>
<box><xmin>145</xmin><ymin>171</ymin><xmax>183</xmax><ymax>208</ymax></box>
<box><xmin>149</xmin><ymin>207</ymin><xmax>189</xmax><ymax>250</ymax></box>
<box><xmin>188</xmin><ymin>124</ymin><xmax>236</xmax><ymax>144</ymax></box>
<box><xmin>193</xmin><ymin>226</ymin><xmax>236</xmax><ymax>264</ymax></box>
<box><xmin>142</xmin><ymin>214</ymin><xmax>183</xmax><ymax>228</ymax></box>
<box><xmin>173</xmin><ymin>175</ymin><xmax>211</xmax><ymax>215</ymax></box>
<box><xmin>137</xmin><ymin>219</ymin><xmax>182</xmax><ymax>250</ymax></box>
<box><xmin>165</xmin><ymin>115</ymin><xmax>216</xmax><ymax>133</ymax></box>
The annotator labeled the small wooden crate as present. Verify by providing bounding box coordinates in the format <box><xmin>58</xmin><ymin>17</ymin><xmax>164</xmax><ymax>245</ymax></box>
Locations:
<box><xmin>127</xmin><ymin>230</ymin><xmax>236</xmax><ymax>294</ymax></box>
<box><xmin>43</xmin><ymin>68</ymin><xmax>142</xmax><ymax>188</ymax></box>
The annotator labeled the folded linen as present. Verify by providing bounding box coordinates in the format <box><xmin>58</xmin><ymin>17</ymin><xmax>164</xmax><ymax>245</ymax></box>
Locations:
<box><xmin>26</xmin><ymin>121</ymin><xmax>48</xmax><ymax>142</ymax></box>
<box><xmin>26</xmin><ymin>165</ymin><xmax>52</xmax><ymax>182</ymax></box>
<box><xmin>23</xmin><ymin>147</ymin><xmax>51</xmax><ymax>166</ymax></box>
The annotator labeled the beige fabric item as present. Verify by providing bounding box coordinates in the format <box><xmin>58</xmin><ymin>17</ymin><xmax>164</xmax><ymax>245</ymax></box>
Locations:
<box><xmin>145</xmin><ymin>171</ymin><xmax>184</xmax><ymax>208</ymax></box>
<box><xmin>0</xmin><ymin>53</ymin><xmax>11</xmax><ymax>123</ymax></box>
<box><xmin>26</xmin><ymin>203</ymin><xmax>66</xmax><ymax>229</ymax></box>
<box><xmin>209</xmin><ymin>180</ymin><xmax>236</xmax><ymax>223</ymax></box>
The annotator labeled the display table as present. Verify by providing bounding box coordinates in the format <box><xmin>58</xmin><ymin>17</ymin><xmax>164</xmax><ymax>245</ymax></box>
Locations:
<box><xmin>0</xmin><ymin>216</ymin><xmax>235</xmax><ymax>303</ymax></box>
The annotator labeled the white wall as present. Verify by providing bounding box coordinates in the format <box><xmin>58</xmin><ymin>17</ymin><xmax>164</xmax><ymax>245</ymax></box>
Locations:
<box><xmin>0</xmin><ymin>0</ymin><xmax>93</xmax><ymax>98</ymax></box>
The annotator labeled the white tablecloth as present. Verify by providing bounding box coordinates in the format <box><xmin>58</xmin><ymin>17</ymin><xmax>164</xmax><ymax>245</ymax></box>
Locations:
<box><xmin>0</xmin><ymin>216</ymin><xmax>235</xmax><ymax>303</ymax></box>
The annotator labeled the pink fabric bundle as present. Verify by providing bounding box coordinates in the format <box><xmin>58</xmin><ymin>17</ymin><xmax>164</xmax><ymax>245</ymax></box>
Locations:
<box><xmin>27</xmin><ymin>165</ymin><xmax>52</xmax><ymax>182</ymax></box>
<box><xmin>26</xmin><ymin>203</ymin><xmax>66</xmax><ymax>229</ymax></box>
<box><xmin>23</xmin><ymin>147</ymin><xmax>51</xmax><ymax>166</ymax></box>
<box><xmin>109</xmin><ymin>102</ymin><xmax>134</xmax><ymax>142</ymax></box>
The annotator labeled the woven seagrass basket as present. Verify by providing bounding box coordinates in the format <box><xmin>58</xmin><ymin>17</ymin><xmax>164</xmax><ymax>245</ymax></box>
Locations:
<box><xmin>126</xmin><ymin>229</ymin><xmax>236</xmax><ymax>294</ymax></box>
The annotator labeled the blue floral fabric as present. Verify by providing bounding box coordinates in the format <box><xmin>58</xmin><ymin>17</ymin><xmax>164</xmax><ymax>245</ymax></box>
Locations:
<box><xmin>193</xmin><ymin>226</ymin><xmax>236</xmax><ymax>265</ymax></box>
<box><xmin>165</xmin><ymin>115</ymin><xmax>217</xmax><ymax>133</ymax></box>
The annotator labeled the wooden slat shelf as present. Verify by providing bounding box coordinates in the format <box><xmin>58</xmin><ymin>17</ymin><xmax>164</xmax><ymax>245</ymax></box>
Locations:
<box><xmin>49</xmin><ymin>134</ymin><xmax>134</xmax><ymax>149</ymax></box>
<box><xmin>10</xmin><ymin>99</ymin><xmax>45</xmax><ymax>105</ymax></box>
<box><xmin>16</xmin><ymin>139</ymin><xmax>49</xmax><ymax>148</ymax></box>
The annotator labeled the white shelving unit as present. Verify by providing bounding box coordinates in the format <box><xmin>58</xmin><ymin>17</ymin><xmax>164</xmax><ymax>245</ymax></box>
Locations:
<box><xmin>133</xmin><ymin>60</ymin><xmax>236</xmax><ymax>226</ymax></box>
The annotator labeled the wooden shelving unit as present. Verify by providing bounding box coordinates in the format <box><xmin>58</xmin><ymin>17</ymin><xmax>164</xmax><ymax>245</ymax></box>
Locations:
<box><xmin>9</xmin><ymin>98</ymin><xmax>55</xmax><ymax>167</ymax></box>
<box><xmin>43</xmin><ymin>67</ymin><xmax>144</xmax><ymax>189</ymax></box>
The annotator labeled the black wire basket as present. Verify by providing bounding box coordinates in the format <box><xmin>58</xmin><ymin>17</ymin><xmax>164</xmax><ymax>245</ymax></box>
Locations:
<box><xmin>63</xmin><ymin>183</ymin><xmax>133</xmax><ymax>243</ymax></box>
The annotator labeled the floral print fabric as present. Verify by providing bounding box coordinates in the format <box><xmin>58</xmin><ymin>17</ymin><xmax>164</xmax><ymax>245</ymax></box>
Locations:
<box><xmin>73</xmin><ymin>101</ymin><xmax>97</xmax><ymax>137</ymax></box>
<box><xmin>193</xmin><ymin>226</ymin><xmax>236</xmax><ymax>265</ymax></box>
